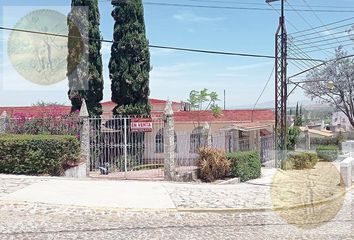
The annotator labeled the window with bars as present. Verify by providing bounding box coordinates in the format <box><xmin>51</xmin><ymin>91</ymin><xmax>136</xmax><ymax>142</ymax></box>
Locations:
<box><xmin>155</xmin><ymin>129</ymin><xmax>177</xmax><ymax>153</ymax></box>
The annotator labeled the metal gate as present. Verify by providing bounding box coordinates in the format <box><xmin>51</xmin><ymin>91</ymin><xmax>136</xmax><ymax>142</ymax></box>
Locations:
<box><xmin>89</xmin><ymin>116</ymin><xmax>165</xmax><ymax>179</ymax></box>
<box><xmin>260</xmin><ymin>135</ymin><xmax>275</xmax><ymax>164</ymax></box>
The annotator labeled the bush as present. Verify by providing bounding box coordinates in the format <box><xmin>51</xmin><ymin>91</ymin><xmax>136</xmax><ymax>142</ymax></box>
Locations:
<box><xmin>197</xmin><ymin>148</ymin><xmax>230</xmax><ymax>182</ymax></box>
<box><xmin>283</xmin><ymin>152</ymin><xmax>318</xmax><ymax>170</ymax></box>
<box><xmin>0</xmin><ymin>134</ymin><xmax>80</xmax><ymax>176</ymax></box>
<box><xmin>227</xmin><ymin>151</ymin><xmax>261</xmax><ymax>182</ymax></box>
<box><xmin>316</xmin><ymin>145</ymin><xmax>339</xmax><ymax>162</ymax></box>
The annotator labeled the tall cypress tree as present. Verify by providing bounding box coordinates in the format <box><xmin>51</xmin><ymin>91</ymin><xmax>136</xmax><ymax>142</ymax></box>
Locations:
<box><xmin>294</xmin><ymin>102</ymin><xmax>303</xmax><ymax>126</ymax></box>
<box><xmin>109</xmin><ymin>0</ymin><xmax>151</xmax><ymax>116</ymax></box>
<box><xmin>67</xmin><ymin>0</ymin><xmax>103</xmax><ymax>117</ymax></box>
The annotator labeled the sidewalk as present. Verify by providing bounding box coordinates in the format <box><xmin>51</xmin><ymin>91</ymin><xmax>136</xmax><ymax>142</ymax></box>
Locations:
<box><xmin>0</xmin><ymin>165</ymin><xmax>352</xmax><ymax>212</ymax></box>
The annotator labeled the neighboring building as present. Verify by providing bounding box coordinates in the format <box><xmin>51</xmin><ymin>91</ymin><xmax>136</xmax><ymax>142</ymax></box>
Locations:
<box><xmin>0</xmin><ymin>99</ymin><xmax>275</xmax><ymax>163</ymax></box>
<box><xmin>331</xmin><ymin>112</ymin><xmax>353</xmax><ymax>132</ymax></box>
<box><xmin>298</xmin><ymin>126</ymin><xmax>334</xmax><ymax>139</ymax></box>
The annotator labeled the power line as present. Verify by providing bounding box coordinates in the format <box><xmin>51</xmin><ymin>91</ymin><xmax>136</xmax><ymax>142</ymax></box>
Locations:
<box><xmin>287</xmin><ymin>42</ymin><xmax>319</xmax><ymax>68</ymax></box>
<box><xmin>290</xmin><ymin>16</ymin><xmax>354</xmax><ymax>36</ymax></box>
<box><xmin>285</xmin><ymin>1</ymin><xmax>332</xmax><ymax>58</ymax></box>
<box><xmin>0</xmin><ymin>25</ymin><xmax>325</xmax><ymax>62</ymax></box>
<box><xmin>267</xmin><ymin>3</ymin><xmax>300</xmax><ymax>31</ymax></box>
<box><xmin>303</xmin><ymin>42</ymin><xmax>354</xmax><ymax>54</ymax></box>
<box><xmin>286</xmin><ymin>1</ymin><xmax>314</xmax><ymax>29</ymax></box>
<box><xmin>184</xmin><ymin>0</ymin><xmax>354</xmax><ymax>9</ymax></box>
<box><xmin>287</xmin><ymin>47</ymin><xmax>319</xmax><ymax>69</ymax></box>
<box><xmin>293</xmin><ymin>33</ymin><xmax>354</xmax><ymax>47</ymax></box>
<box><xmin>102</xmin><ymin>0</ymin><xmax>354</xmax><ymax>10</ymax></box>
<box><xmin>288</xmin><ymin>54</ymin><xmax>354</xmax><ymax>79</ymax></box>
<box><xmin>290</xmin><ymin>27</ymin><xmax>353</xmax><ymax>42</ymax></box>
<box><xmin>298</xmin><ymin>38</ymin><xmax>353</xmax><ymax>51</ymax></box>
<box><xmin>252</xmin><ymin>65</ymin><xmax>274</xmax><ymax>112</ymax></box>
<box><xmin>140</xmin><ymin>2</ymin><xmax>354</xmax><ymax>13</ymax></box>
<box><xmin>301</xmin><ymin>0</ymin><xmax>340</xmax><ymax>46</ymax></box>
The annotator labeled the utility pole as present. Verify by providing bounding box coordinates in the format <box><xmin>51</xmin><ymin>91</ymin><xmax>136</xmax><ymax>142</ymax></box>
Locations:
<box><xmin>267</xmin><ymin>0</ymin><xmax>288</xmax><ymax>168</ymax></box>
<box><xmin>224</xmin><ymin>89</ymin><xmax>226</xmax><ymax>110</ymax></box>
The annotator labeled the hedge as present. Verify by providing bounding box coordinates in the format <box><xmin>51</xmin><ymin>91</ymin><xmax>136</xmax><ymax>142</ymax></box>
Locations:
<box><xmin>227</xmin><ymin>151</ymin><xmax>261</xmax><ymax>182</ymax></box>
<box><xmin>282</xmin><ymin>152</ymin><xmax>318</xmax><ymax>170</ymax></box>
<box><xmin>316</xmin><ymin>145</ymin><xmax>339</xmax><ymax>162</ymax></box>
<box><xmin>0</xmin><ymin>134</ymin><xmax>80</xmax><ymax>176</ymax></box>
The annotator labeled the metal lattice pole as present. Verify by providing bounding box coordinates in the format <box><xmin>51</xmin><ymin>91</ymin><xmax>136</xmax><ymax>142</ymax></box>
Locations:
<box><xmin>273</xmin><ymin>0</ymin><xmax>288</xmax><ymax>168</ymax></box>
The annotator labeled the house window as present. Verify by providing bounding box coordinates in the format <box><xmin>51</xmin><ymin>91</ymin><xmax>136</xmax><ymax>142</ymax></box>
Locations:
<box><xmin>190</xmin><ymin>127</ymin><xmax>204</xmax><ymax>153</ymax></box>
<box><xmin>155</xmin><ymin>129</ymin><xmax>177</xmax><ymax>153</ymax></box>
<box><xmin>239</xmin><ymin>131</ymin><xmax>250</xmax><ymax>151</ymax></box>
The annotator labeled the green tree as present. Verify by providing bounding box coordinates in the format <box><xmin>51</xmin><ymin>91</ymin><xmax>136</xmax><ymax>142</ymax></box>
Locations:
<box><xmin>287</xmin><ymin>127</ymin><xmax>300</xmax><ymax>151</ymax></box>
<box><xmin>109</xmin><ymin>0</ymin><xmax>151</xmax><ymax>116</ymax></box>
<box><xmin>188</xmin><ymin>88</ymin><xmax>222</xmax><ymax>119</ymax></box>
<box><xmin>67</xmin><ymin>0</ymin><xmax>104</xmax><ymax>117</ymax></box>
<box><xmin>294</xmin><ymin>102</ymin><xmax>303</xmax><ymax>126</ymax></box>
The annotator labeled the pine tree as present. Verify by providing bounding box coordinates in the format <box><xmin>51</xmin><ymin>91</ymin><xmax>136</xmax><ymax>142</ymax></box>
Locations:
<box><xmin>67</xmin><ymin>0</ymin><xmax>104</xmax><ymax>117</ymax></box>
<box><xmin>109</xmin><ymin>0</ymin><xmax>151</xmax><ymax>116</ymax></box>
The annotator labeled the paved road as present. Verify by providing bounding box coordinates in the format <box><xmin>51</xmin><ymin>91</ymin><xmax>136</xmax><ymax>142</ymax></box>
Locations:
<box><xmin>0</xmin><ymin>201</ymin><xmax>353</xmax><ymax>240</ymax></box>
<box><xmin>0</xmin><ymin>171</ymin><xmax>353</xmax><ymax>240</ymax></box>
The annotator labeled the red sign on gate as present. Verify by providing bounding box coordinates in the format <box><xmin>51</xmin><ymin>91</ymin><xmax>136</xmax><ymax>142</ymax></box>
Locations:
<box><xmin>131</xmin><ymin>118</ymin><xmax>153</xmax><ymax>132</ymax></box>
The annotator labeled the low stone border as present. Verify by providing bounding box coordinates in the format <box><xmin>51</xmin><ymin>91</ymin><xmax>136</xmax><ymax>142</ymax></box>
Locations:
<box><xmin>340</xmin><ymin>157</ymin><xmax>354</xmax><ymax>187</ymax></box>
<box><xmin>216</xmin><ymin>177</ymin><xmax>240</xmax><ymax>185</ymax></box>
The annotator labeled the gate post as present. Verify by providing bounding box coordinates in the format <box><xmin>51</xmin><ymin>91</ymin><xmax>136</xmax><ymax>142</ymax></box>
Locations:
<box><xmin>164</xmin><ymin>101</ymin><xmax>176</xmax><ymax>181</ymax></box>
<box><xmin>202</xmin><ymin>122</ymin><xmax>212</xmax><ymax>147</ymax></box>
<box><xmin>0</xmin><ymin>111</ymin><xmax>8</xmax><ymax>134</ymax></box>
<box><xmin>304</xmin><ymin>129</ymin><xmax>311</xmax><ymax>150</ymax></box>
<box><xmin>79</xmin><ymin>100</ymin><xmax>90</xmax><ymax>177</ymax></box>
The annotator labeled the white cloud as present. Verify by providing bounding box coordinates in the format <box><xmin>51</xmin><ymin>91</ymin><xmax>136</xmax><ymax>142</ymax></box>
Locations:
<box><xmin>173</xmin><ymin>12</ymin><xmax>224</xmax><ymax>23</ymax></box>
<box><xmin>320</xmin><ymin>29</ymin><xmax>350</xmax><ymax>38</ymax></box>
<box><xmin>215</xmin><ymin>73</ymin><xmax>247</xmax><ymax>78</ymax></box>
<box><xmin>226</xmin><ymin>61</ymin><xmax>273</xmax><ymax>71</ymax></box>
<box><xmin>150</xmin><ymin>62</ymin><xmax>202</xmax><ymax>79</ymax></box>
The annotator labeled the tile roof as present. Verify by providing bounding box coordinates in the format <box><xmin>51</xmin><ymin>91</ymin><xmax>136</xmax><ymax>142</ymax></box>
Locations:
<box><xmin>172</xmin><ymin>109</ymin><xmax>274</xmax><ymax>123</ymax></box>
<box><xmin>0</xmin><ymin>99</ymin><xmax>274</xmax><ymax>124</ymax></box>
<box><xmin>101</xmin><ymin>99</ymin><xmax>180</xmax><ymax>106</ymax></box>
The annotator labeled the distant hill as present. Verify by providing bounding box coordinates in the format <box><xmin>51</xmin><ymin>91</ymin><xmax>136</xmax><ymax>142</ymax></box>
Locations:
<box><xmin>230</xmin><ymin>100</ymin><xmax>331</xmax><ymax>110</ymax></box>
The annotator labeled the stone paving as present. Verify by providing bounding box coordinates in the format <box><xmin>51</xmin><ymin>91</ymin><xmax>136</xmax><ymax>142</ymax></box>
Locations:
<box><xmin>0</xmin><ymin>200</ymin><xmax>353</xmax><ymax>239</ymax></box>
<box><xmin>164</xmin><ymin>183</ymin><xmax>272</xmax><ymax>209</ymax></box>
<box><xmin>0</xmin><ymin>169</ymin><xmax>353</xmax><ymax>239</ymax></box>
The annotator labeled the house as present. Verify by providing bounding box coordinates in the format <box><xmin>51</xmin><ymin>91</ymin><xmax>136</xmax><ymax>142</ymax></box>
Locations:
<box><xmin>298</xmin><ymin>126</ymin><xmax>334</xmax><ymax>139</ymax></box>
<box><xmin>97</xmin><ymin>99</ymin><xmax>274</xmax><ymax>160</ymax></box>
<box><xmin>332</xmin><ymin>111</ymin><xmax>353</xmax><ymax>132</ymax></box>
<box><xmin>0</xmin><ymin>99</ymin><xmax>275</xmax><ymax>164</ymax></box>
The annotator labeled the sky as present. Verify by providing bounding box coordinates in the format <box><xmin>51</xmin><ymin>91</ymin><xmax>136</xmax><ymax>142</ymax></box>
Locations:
<box><xmin>0</xmin><ymin>0</ymin><xmax>353</xmax><ymax>108</ymax></box>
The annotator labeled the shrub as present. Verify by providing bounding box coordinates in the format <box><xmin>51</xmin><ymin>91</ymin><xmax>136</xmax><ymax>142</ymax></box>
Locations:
<box><xmin>283</xmin><ymin>152</ymin><xmax>318</xmax><ymax>170</ymax></box>
<box><xmin>316</xmin><ymin>145</ymin><xmax>339</xmax><ymax>162</ymax></box>
<box><xmin>197</xmin><ymin>147</ymin><xmax>230</xmax><ymax>182</ymax></box>
<box><xmin>227</xmin><ymin>151</ymin><xmax>261</xmax><ymax>182</ymax></box>
<box><xmin>297</xmin><ymin>136</ymin><xmax>344</xmax><ymax>150</ymax></box>
<box><xmin>0</xmin><ymin>134</ymin><xmax>80</xmax><ymax>176</ymax></box>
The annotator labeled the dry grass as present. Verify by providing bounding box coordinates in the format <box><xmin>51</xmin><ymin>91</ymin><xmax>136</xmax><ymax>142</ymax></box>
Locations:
<box><xmin>271</xmin><ymin>162</ymin><xmax>346</xmax><ymax>229</ymax></box>
<box><xmin>197</xmin><ymin>148</ymin><xmax>230</xmax><ymax>182</ymax></box>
